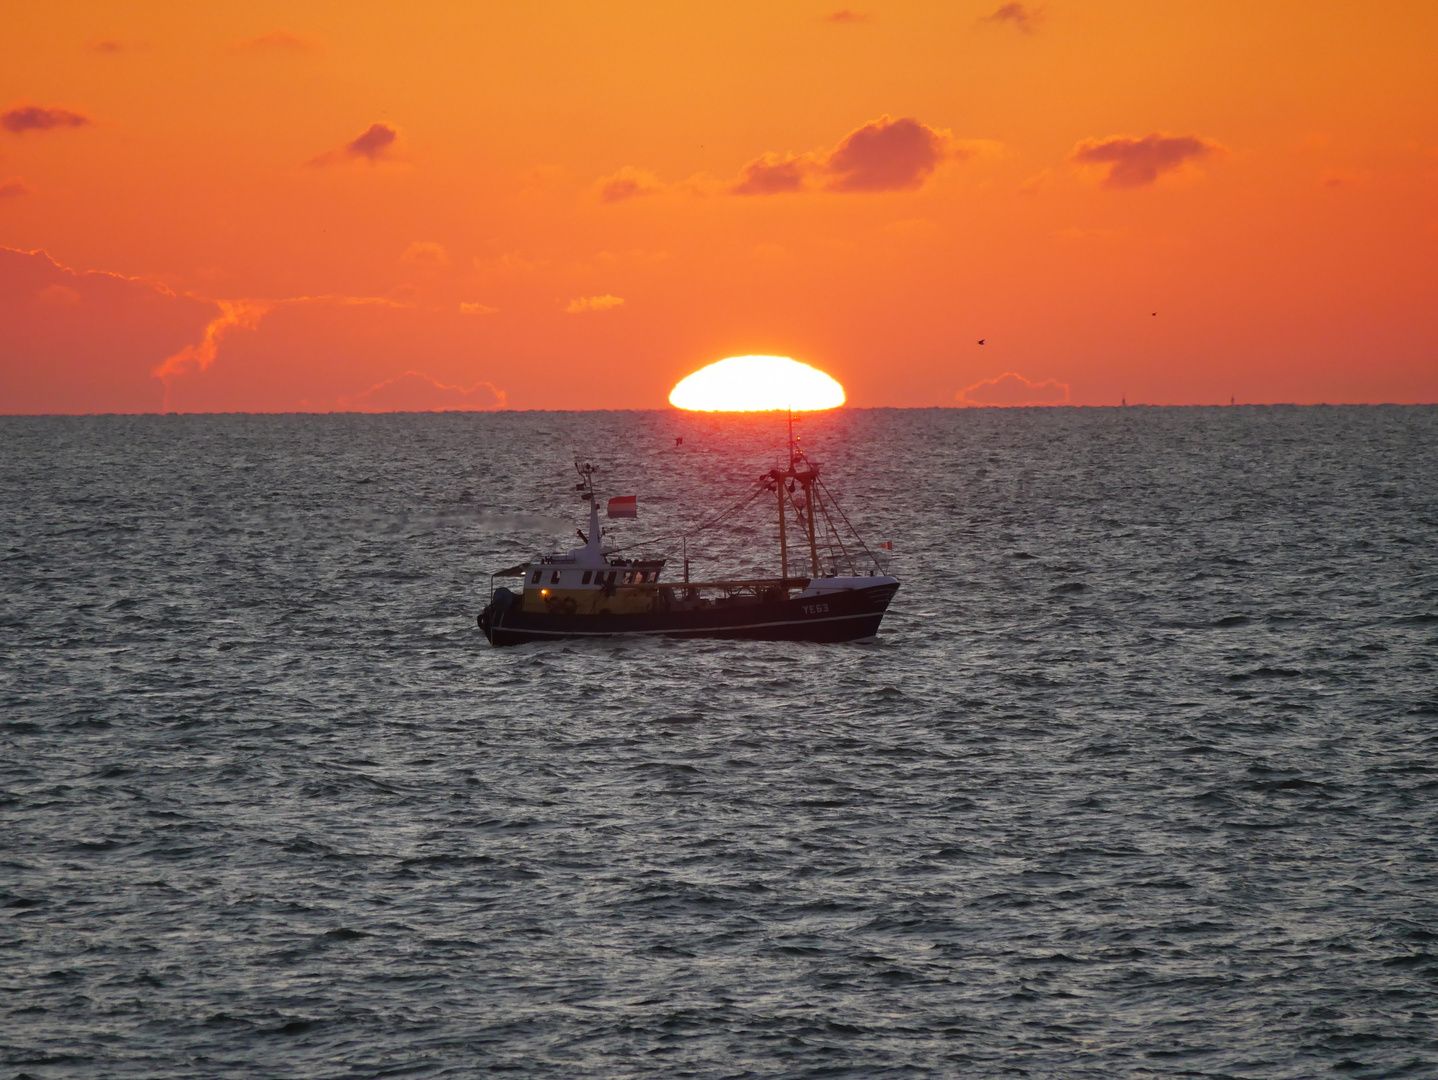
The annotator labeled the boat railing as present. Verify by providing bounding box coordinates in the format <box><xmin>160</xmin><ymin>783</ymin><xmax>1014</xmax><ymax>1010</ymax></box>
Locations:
<box><xmin>621</xmin><ymin>577</ymin><xmax>811</xmax><ymax>592</ymax></box>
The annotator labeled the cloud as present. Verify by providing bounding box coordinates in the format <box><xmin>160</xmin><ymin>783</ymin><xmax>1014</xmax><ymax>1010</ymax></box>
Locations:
<box><xmin>459</xmin><ymin>301</ymin><xmax>498</xmax><ymax>315</ymax></box>
<box><xmin>91</xmin><ymin>39</ymin><xmax>150</xmax><ymax>54</ymax></box>
<box><xmin>2</xmin><ymin>105</ymin><xmax>92</xmax><ymax>135</ymax></box>
<box><xmin>729</xmin><ymin>115</ymin><xmax>959</xmax><ymax>195</ymax></box>
<box><xmin>957</xmin><ymin>372</ymin><xmax>1070</xmax><ymax>407</ymax></box>
<box><xmin>338</xmin><ymin>371</ymin><xmax>506</xmax><ymax>412</ymax></box>
<box><xmin>825</xmin><ymin>115</ymin><xmax>952</xmax><ymax>192</ymax></box>
<box><xmin>564</xmin><ymin>294</ymin><xmax>624</xmax><ymax>314</ymax></box>
<box><xmin>37</xmin><ymin>283</ymin><xmax>81</xmax><ymax>306</ymax></box>
<box><xmin>1</xmin><ymin>246</ymin><xmax>219</xmax><ymax>413</ymax></box>
<box><xmin>731</xmin><ymin>152</ymin><xmax>814</xmax><ymax>195</ymax></box>
<box><xmin>151</xmin><ymin>299</ymin><xmax>271</xmax><ymax>407</ymax></box>
<box><xmin>599</xmin><ymin>116</ymin><xmax>973</xmax><ymax>200</ymax></box>
<box><xmin>824</xmin><ymin>10</ymin><xmax>870</xmax><ymax>22</ymax></box>
<box><xmin>346</xmin><ymin>123</ymin><xmax>397</xmax><ymax>160</ymax></box>
<box><xmin>1322</xmin><ymin>169</ymin><xmax>1371</xmax><ymax>189</ymax></box>
<box><xmin>401</xmin><ymin>240</ymin><xmax>449</xmax><ymax>266</ymax></box>
<box><xmin>2</xmin><ymin>246</ymin><xmax>504</xmax><ymax>414</ymax></box>
<box><xmin>596</xmin><ymin>166</ymin><xmax>664</xmax><ymax>203</ymax></box>
<box><xmin>236</xmin><ymin>30</ymin><xmax>320</xmax><ymax>52</ymax></box>
<box><xmin>981</xmin><ymin>3</ymin><xmax>1044</xmax><ymax>33</ymax></box>
<box><xmin>309</xmin><ymin>122</ymin><xmax>397</xmax><ymax>166</ymax></box>
<box><xmin>1070</xmin><ymin>132</ymin><xmax>1224</xmax><ymax>189</ymax></box>
<box><xmin>1</xmin><ymin>178</ymin><xmax>30</xmax><ymax>199</ymax></box>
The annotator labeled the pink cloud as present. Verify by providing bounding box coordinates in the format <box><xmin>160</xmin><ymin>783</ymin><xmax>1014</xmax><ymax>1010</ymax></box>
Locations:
<box><xmin>1</xmin><ymin>178</ymin><xmax>31</xmax><ymax>199</ymax></box>
<box><xmin>37</xmin><ymin>283</ymin><xmax>81</xmax><ymax>306</ymax></box>
<box><xmin>401</xmin><ymin>240</ymin><xmax>449</xmax><ymax>266</ymax></box>
<box><xmin>957</xmin><ymin>372</ymin><xmax>1070</xmax><ymax>406</ymax></box>
<box><xmin>597</xmin><ymin>166</ymin><xmax>664</xmax><ymax>203</ymax></box>
<box><xmin>309</xmin><ymin>123</ymin><xmax>397</xmax><ymax>166</ymax></box>
<box><xmin>339</xmin><ymin>371</ymin><xmax>506</xmax><ymax>412</ymax></box>
<box><xmin>730</xmin><ymin>152</ymin><xmax>814</xmax><ymax>195</ymax></box>
<box><xmin>1070</xmin><ymin>132</ymin><xmax>1224</xmax><ymax>189</ymax></box>
<box><xmin>825</xmin><ymin>115</ymin><xmax>951</xmax><ymax>193</ymax></box>
<box><xmin>824</xmin><ymin>10</ymin><xmax>870</xmax><ymax>23</ymax></box>
<box><xmin>1</xmin><ymin>246</ymin><xmax>514</xmax><ymax>414</ymax></box>
<box><xmin>2</xmin><ymin>105</ymin><xmax>91</xmax><ymax>135</ymax></box>
<box><xmin>151</xmin><ymin>299</ymin><xmax>270</xmax><ymax>408</ymax></box>
<box><xmin>0</xmin><ymin>246</ymin><xmax>216</xmax><ymax>413</ymax></box>
<box><xmin>236</xmin><ymin>30</ymin><xmax>321</xmax><ymax>52</ymax></box>
<box><xmin>729</xmin><ymin>116</ymin><xmax>957</xmax><ymax>195</ymax></box>
<box><xmin>346</xmin><ymin>123</ymin><xmax>397</xmax><ymax>159</ymax></box>
<box><xmin>981</xmin><ymin>3</ymin><xmax>1044</xmax><ymax>33</ymax></box>
<box><xmin>564</xmin><ymin>294</ymin><xmax>624</xmax><ymax>313</ymax></box>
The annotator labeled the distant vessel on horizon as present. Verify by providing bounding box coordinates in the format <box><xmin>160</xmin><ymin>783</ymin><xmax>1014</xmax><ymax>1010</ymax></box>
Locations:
<box><xmin>477</xmin><ymin>418</ymin><xmax>899</xmax><ymax>646</ymax></box>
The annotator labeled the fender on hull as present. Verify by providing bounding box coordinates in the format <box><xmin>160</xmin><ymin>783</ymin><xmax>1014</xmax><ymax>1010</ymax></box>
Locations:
<box><xmin>478</xmin><ymin>582</ymin><xmax>898</xmax><ymax>646</ymax></box>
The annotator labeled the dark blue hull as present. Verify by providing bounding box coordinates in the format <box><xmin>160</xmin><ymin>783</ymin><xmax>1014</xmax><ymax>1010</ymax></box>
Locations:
<box><xmin>477</xmin><ymin>582</ymin><xmax>899</xmax><ymax>647</ymax></box>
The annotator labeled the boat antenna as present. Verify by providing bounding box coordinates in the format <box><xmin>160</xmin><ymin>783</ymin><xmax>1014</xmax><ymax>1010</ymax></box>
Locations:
<box><xmin>573</xmin><ymin>456</ymin><xmax>595</xmax><ymax>495</ymax></box>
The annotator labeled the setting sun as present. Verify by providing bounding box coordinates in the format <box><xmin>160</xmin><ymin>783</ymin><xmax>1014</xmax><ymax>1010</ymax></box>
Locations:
<box><xmin>669</xmin><ymin>356</ymin><xmax>846</xmax><ymax>412</ymax></box>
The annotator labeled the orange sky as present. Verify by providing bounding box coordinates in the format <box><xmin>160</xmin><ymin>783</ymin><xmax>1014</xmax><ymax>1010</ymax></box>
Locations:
<box><xmin>2</xmin><ymin>1</ymin><xmax>1435</xmax><ymax>413</ymax></box>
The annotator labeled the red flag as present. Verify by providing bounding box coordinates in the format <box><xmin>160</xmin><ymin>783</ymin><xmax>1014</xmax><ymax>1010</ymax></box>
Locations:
<box><xmin>878</xmin><ymin>540</ymin><xmax>893</xmax><ymax>549</ymax></box>
<box><xmin>607</xmin><ymin>495</ymin><xmax>637</xmax><ymax>519</ymax></box>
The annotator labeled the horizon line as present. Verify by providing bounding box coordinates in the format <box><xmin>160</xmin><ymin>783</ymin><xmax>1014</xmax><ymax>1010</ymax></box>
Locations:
<box><xmin>3</xmin><ymin>402</ymin><xmax>1437</xmax><ymax>418</ymax></box>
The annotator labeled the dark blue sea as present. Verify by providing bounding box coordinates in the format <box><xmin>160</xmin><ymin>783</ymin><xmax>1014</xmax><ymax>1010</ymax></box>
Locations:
<box><xmin>3</xmin><ymin>406</ymin><xmax>1437</xmax><ymax>1079</ymax></box>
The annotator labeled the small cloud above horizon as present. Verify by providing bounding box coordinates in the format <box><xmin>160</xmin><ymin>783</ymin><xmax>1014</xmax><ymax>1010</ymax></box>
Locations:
<box><xmin>236</xmin><ymin>30</ymin><xmax>322</xmax><ymax>53</ymax></box>
<box><xmin>91</xmin><ymin>39</ymin><xmax>147</xmax><ymax>54</ymax></box>
<box><xmin>37</xmin><ymin>283</ymin><xmax>82</xmax><ymax>306</ymax></box>
<box><xmin>1</xmin><ymin>178</ymin><xmax>31</xmax><ymax>199</ymax></box>
<box><xmin>2</xmin><ymin>105</ymin><xmax>92</xmax><ymax>135</ymax></box>
<box><xmin>459</xmin><ymin>301</ymin><xmax>498</xmax><ymax>315</ymax></box>
<box><xmin>596</xmin><ymin>116</ymin><xmax>982</xmax><ymax>201</ymax></box>
<box><xmin>596</xmin><ymin>166</ymin><xmax>664</xmax><ymax>203</ymax></box>
<box><xmin>401</xmin><ymin>241</ymin><xmax>449</xmax><ymax>266</ymax></box>
<box><xmin>308</xmin><ymin>122</ymin><xmax>398</xmax><ymax>167</ymax></box>
<box><xmin>730</xmin><ymin>115</ymin><xmax>963</xmax><ymax>196</ymax></box>
<box><xmin>564</xmin><ymin>294</ymin><xmax>624</xmax><ymax>314</ymax></box>
<box><xmin>958</xmin><ymin>372</ymin><xmax>1070</xmax><ymax>407</ymax></box>
<box><xmin>339</xmin><ymin>371</ymin><xmax>506</xmax><ymax>412</ymax></box>
<box><xmin>823</xmin><ymin>10</ymin><xmax>871</xmax><ymax>23</ymax></box>
<box><xmin>981</xmin><ymin>3</ymin><xmax>1045</xmax><ymax>34</ymax></box>
<box><xmin>1071</xmin><ymin>132</ymin><xmax>1225</xmax><ymax>188</ymax></box>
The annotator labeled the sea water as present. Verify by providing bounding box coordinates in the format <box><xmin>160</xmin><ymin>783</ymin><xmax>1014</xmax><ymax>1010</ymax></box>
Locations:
<box><xmin>2</xmin><ymin>407</ymin><xmax>1436</xmax><ymax>1078</ymax></box>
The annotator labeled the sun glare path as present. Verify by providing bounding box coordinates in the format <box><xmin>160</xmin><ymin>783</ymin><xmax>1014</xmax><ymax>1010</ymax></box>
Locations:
<box><xmin>669</xmin><ymin>355</ymin><xmax>845</xmax><ymax>412</ymax></box>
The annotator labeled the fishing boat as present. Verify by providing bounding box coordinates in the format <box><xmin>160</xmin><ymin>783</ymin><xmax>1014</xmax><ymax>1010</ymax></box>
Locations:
<box><xmin>476</xmin><ymin>418</ymin><xmax>899</xmax><ymax>646</ymax></box>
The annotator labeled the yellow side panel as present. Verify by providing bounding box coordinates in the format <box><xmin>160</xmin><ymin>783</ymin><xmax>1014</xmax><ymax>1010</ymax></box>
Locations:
<box><xmin>521</xmin><ymin>588</ymin><xmax>656</xmax><ymax>615</ymax></box>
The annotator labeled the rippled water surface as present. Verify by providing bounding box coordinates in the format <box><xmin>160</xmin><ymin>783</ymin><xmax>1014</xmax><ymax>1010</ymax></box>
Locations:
<box><xmin>3</xmin><ymin>407</ymin><xmax>1437</xmax><ymax>1079</ymax></box>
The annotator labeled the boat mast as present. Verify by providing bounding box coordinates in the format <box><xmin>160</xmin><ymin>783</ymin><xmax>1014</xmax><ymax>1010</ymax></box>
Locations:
<box><xmin>791</xmin><ymin>409</ymin><xmax>820</xmax><ymax>575</ymax></box>
<box><xmin>804</xmin><ymin>479</ymin><xmax>820</xmax><ymax>576</ymax></box>
<box><xmin>777</xmin><ymin>466</ymin><xmax>789</xmax><ymax>578</ymax></box>
<box><xmin>773</xmin><ymin>408</ymin><xmax>822</xmax><ymax>579</ymax></box>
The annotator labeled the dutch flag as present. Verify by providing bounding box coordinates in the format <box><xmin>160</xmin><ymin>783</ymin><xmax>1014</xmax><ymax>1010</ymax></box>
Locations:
<box><xmin>607</xmin><ymin>495</ymin><xmax>638</xmax><ymax>519</ymax></box>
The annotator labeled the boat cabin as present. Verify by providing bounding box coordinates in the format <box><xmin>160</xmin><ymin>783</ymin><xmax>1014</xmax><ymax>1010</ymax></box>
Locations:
<box><xmin>521</xmin><ymin>555</ymin><xmax>667</xmax><ymax>615</ymax></box>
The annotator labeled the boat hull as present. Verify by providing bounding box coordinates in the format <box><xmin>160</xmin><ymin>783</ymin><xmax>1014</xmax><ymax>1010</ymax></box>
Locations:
<box><xmin>478</xmin><ymin>581</ymin><xmax>899</xmax><ymax>647</ymax></box>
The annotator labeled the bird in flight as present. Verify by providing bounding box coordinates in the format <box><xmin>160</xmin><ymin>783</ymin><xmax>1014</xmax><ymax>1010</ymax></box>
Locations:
<box><xmin>977</xmin><ymin>339</ymin><xmax>985</xmax><ymax>345</ymax></box>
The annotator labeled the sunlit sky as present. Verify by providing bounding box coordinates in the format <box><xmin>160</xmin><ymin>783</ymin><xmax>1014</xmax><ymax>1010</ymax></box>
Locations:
<box><xmin>2</xmin><ymin>2</ymin><xmax>1435</xmax><ymax>413</ymax></box>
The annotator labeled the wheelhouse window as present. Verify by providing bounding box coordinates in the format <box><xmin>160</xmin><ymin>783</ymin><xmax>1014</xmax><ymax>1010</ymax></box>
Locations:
<box><xmin>581</xmin><ymin>571</ymin><xmax>592</xmax><ymax>584</ymax></box>
<box><xmin>550</xmin><ymin>570</ymin><xmax>561</xmax><ymax>585</ymax></box>
<box><xmin>531</xmin><ymin>570</ymin><xmax>541</xmax><ymax>585</ymax></box>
